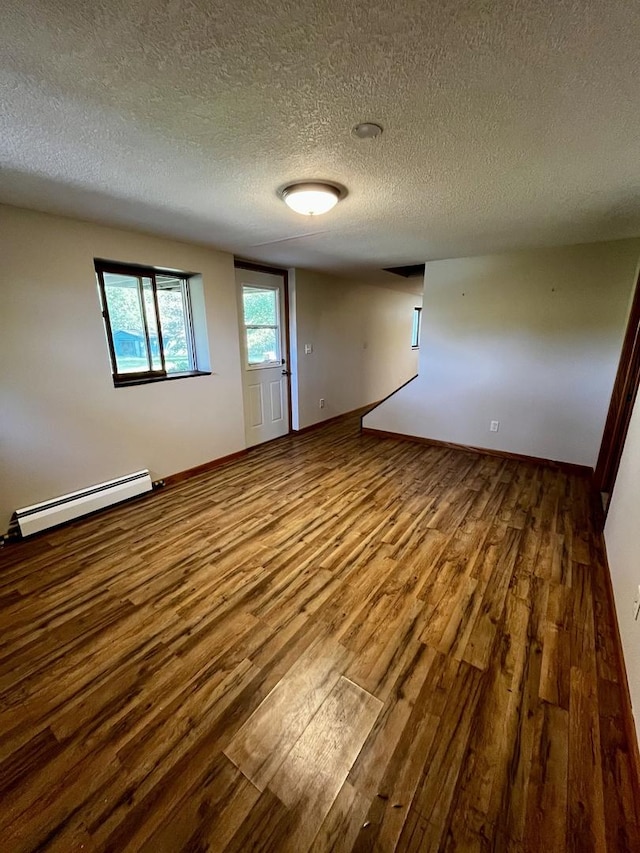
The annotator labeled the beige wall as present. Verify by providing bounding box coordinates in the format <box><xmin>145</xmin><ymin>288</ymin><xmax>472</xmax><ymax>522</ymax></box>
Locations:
<box><xmin>364</xmin><ymin>241</ymin><xmax>640</xmax><ymax>467</ymax></box>
<box><xmin>290</xmin><ymin>269</ymin><xmax>420</xmax><ymax>430</ymax></box>
<box><xmin>0</xmin><ymin>205</ymin><xmax>246</xmax><ymax>532</ymax></box>
<box><xmin>605</xmin><ymin>387</ymin><xmax>640</xmax><ymax>736</ymax></box>
<box><xmin>0</xmin><ymin>205</ymin><xmax>422</xmax><ymax>533</ymax></box>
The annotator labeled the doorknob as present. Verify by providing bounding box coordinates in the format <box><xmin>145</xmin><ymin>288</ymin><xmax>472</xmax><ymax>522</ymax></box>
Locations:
<box><xmin>281</xmin><ymin>369</ymin><xmax>291</xmax><ymax>376</ymax></box>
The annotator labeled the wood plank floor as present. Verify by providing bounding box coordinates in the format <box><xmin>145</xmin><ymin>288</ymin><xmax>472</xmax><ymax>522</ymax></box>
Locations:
<box><xmin>1</xmin><ymin>414</ymin><xmax>638</xmax><ymax>852</ymax></box>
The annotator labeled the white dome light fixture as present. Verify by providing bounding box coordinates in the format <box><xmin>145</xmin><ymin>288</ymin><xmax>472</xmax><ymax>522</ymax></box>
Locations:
<box><xmin>280</xmin><ymin>182</ymin><xmax>346</xmax><ymax>216</ymax></box>
<box><xmin>353</xmin><ymin>122</ymin><xmax>383</xmax><ymax>140</ymax></box>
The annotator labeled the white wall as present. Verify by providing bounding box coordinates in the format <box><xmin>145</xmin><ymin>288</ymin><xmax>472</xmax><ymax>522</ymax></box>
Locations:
<box><xmin>364</xmin><ymin>241</ymin><xmax>640</xmax><ymax>467</ymax></box>
<box><xmin>289</xmin><ymin>269</ymin><xmax>420</xmax><ymax>430</ymax></box>
<box><xmin>605</xmin><ymin>390</ymin><xmax>640</xmax><ymax>735</ymax></box>
<box><xmin>0</xmin><ymin>204</ymin><xmax>246</xmax><ymax>532</ymax></box>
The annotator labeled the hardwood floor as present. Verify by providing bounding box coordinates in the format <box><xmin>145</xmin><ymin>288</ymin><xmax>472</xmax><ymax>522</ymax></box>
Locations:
<box><xmin>1</xmin><ymin>414</ymin><xmax>638</xmax><ymax>852</ymax></box>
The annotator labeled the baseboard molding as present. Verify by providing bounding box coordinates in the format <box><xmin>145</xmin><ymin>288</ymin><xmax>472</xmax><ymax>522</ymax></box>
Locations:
<box><xmin>165</xmin><ymin>408</ymin><xmax>375</xmax><ymax>484</ymax></box>
<box><xmin>293</xmin><ymin>404</ymin><xmax>380</xmax><ymax>436</ymax></box>
<box><xmin>361</xmin><ymin>427</ymin><xmax>593</xmax><ymax>477</ymax></box>
<box><xmin>599</xmin><ymin>534</ymin><xmax>640</xmax><ymax>820</ymax></box>
<box><xmin>164</xmin><ymin>448</ymin><xmax>249</xmax><ymax>486</ymax></box>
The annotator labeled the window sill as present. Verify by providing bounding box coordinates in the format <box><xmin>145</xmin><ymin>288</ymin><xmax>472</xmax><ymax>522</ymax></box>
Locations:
<box><xmin>113</xmin><ymin>370</ymin><xmax>212</xmax><ymax>388</ymax></box>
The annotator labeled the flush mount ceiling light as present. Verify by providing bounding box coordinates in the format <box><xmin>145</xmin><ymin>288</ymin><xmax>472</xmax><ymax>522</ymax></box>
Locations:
<box><xmin>280</xmin><ymin>182</ymin><xmax>346</xmax><ymax>216</ymax></box>
<box><xmin>352</xmin><ymin>122</ymin><xmax>383</xmax><ymax>140</ymax></box>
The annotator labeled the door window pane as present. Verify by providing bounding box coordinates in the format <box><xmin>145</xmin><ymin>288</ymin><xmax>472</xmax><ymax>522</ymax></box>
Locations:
<box><xmin>246</xmin><ymin>327</ymin><xmax>278</xmax><ymax>365</ymax></box>
<box><xmin>243</xmin><ymin>287</ymin><xmax>277</xmax><ymax>326</ymax></box>
<box><xmin>242</xmin><ymin>285</ymin><xmax>280</xmax><ymax>366</ymax></box>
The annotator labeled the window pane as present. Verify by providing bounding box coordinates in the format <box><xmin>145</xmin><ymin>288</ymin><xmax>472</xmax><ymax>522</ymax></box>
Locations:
<box><xmin>246</xmin><ymin>327</ymin><xmax>279</xmax><ymax>365</ymax></box>
<box><xmin>412</xmin><ymin>308</ymin><xmax>421</xmax><ymax>347</ymax></box>
<box><xmin>243</xmin><ymin>287</ymin><xmax>278</xmax><ymax>326</ymax></box>
<box><xmin>103</xmin><ymin>273</ymin><xmax>150</xmax><ymax>373</ymax></box>
<box><xmin>141</xmin><ymin>277</ymin><xmax>163</xmax><ymax>371</ymax></box>
<box><xmin>98</xmin><ymin>264</ymin><xmax>202</xmax><ymax>383</ymax></box>
<box><xmin>157</xmin><ymin>279</ymin><xmax>193</xmax><ymax>373</ymax></box>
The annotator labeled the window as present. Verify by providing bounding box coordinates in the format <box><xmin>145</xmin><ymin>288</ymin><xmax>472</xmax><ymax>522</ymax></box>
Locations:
<box><xmin>95</xmin><ymin>260</ymin><xmax>208</xmax><ymax>386</ymax></box>
<box><xmin>412</xmin><ymin>306</ymin><xmax>422</xmax><ymax>348</ymax></box>
<box><xmin>241</xmin><ymin>285</ymin><xmax>281</xmax><ymax>366</ymax></box>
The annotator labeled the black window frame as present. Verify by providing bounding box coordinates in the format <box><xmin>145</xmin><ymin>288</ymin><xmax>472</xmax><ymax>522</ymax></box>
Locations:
<box><xmin>95</xmin><ymin>259</ymin><xmax>207</xmax><ymax>387</ymax></box>
<box><xmin>412</xmin><ymin>306</ymin><xmax>422</xmax><ymax>349</ymax></box>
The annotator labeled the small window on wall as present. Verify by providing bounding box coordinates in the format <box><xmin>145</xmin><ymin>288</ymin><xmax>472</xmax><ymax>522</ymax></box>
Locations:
<box><xmin>412</xmin><ymin>307</ymin><xmax>422</xmax><ymax>348</ymax></box>
<box><xmin>95</xmin><ymin>260</ymin><xmax>210</xmax><ymax>386</ymax></box>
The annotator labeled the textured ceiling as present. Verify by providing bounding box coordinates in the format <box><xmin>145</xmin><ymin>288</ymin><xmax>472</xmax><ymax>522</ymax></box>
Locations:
<box><xmin>1</xmin><ymin>0</ymin><xmax>640</xmax><ymax>275</ymax></box>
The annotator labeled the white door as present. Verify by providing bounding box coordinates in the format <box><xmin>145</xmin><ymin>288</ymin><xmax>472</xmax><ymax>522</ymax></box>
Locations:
<box><xmin>236</xmin><ymin>267</ymin><xmax>290</xmax><ymax>447</ymax></box>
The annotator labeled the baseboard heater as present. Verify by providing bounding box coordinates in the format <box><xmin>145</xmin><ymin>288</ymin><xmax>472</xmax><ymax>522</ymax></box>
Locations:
<box><xmin>14</xmin><ymin>470</ymin><xmax>153</xmax><ymax>537</ymax></box>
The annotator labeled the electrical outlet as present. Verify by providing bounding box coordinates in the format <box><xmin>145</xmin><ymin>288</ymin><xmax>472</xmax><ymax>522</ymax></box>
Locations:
<box><xmin>634</xmin><ymin>586</ymin><xmax>640</xmax><ymax>621</ymax></box>
<box><xmin>319</xmin><ymin>398</ymin><xmax>325</xmax><ymax>409</ymax></box>
<box><xmin>490</xmin><ymin>420</ymin><xmax>500</xmax><ymax>432</ymax></box>
<box><xmin>304</xmin><ymin>343</ymin><xmax>313</xmax><ymax>354</ymax></box>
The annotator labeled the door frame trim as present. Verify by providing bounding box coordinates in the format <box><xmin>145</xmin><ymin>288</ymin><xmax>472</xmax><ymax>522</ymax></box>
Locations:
<box><xmin>234</xmin><ymin>259</ymin><xmax>292</xmax><ymax>434</ymax></box>
<box><xmin>595</xmin><ymin>267</ymin><xmax>640</xmax><ymax>512</ymax></box>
